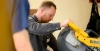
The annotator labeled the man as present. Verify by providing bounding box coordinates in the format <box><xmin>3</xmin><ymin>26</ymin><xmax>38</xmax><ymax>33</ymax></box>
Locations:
<box><xmin>12</xmin><ymin>0</ymin><xmax>33</xmax><ymax>51</ymax></box>
<box><xmin>28</xmin><ymin>1</ymin><xmax>72</xmax><ymax>51</ymax></box>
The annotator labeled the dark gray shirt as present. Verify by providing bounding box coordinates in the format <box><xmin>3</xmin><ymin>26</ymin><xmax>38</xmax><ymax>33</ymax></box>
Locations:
<box><xmin>28</xmin><ymin>14</ymin><xmax>61</xmax><ymax>51</ymax></box>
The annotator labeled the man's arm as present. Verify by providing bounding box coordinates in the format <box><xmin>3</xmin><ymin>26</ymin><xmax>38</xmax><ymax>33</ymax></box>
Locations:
<box><xmin>13</xmin><ymin>29</ymin><xmax>33</xmax><ymax>51</ymax></box>
<box><xmin>28</xmin><ymin>20</ymin><xmax>61</xmax><ymax>35</ymax></box>
<box><xmin>28</xmin><ymin>17</ymin><xmax>72</xmax><ymax>35</ymax></box>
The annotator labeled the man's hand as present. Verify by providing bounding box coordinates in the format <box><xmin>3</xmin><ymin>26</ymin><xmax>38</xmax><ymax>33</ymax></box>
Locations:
<box><xmin>60</xmin><ymin>19</ymin><xmax>73</xmax><ymax>27</ymax></box>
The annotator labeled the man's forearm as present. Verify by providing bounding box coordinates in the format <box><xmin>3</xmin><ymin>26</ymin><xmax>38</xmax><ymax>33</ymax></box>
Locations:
<box><xmin>28</xmin><ymin>22</ymin><xmax>61</xmax><ymax>35</ymax></box>
<box><xmin>13</xmin><ymin>29</ymin><xmax>33</xmax><ymax>51</ymax></box>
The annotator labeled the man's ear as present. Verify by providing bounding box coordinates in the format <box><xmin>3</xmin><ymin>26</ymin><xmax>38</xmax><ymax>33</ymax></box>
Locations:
<box><xmin>40</xmin><ymin>7</ymin><xmax>46</xmax><ymax>15</ymax></box>
<box><xmin>41</xmin><ymin>7</ymin><xmax>45</xmax><ymax>13</ymax></box>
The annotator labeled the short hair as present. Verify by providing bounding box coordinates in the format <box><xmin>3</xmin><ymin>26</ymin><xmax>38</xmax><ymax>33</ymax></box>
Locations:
<box><xmin>40</xmin><ymin>1</ymin><xmax>56</xmax><ymax>10</ymax></box>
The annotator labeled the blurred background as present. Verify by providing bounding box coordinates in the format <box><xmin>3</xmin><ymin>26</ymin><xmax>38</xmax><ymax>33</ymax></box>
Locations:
<box><xmin>0</xmin><ymin>0</ymin><xmax>100</xmax><ymax>51</ymax></box>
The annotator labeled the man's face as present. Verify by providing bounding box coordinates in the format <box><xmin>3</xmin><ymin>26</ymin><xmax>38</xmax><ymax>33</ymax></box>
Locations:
<box><xmin>41</xmin><ymin>6</ymin><xmax>56</xmax><ymax>23</ymax></box>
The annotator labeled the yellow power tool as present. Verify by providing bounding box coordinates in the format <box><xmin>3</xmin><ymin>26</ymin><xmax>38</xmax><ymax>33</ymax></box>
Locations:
<box><xmin>68</xmin><ymin>22</ymin><xmax>100</xmax><ymax>51</ymax></box>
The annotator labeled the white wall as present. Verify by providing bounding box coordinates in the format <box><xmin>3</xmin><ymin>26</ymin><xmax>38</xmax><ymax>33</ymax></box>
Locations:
<box><xmin>28</xmin><ymin>0</ymin><xmax>92</xmax><ymax>39</ymax></box>
<box><xmin>53</xmin><ymin>0</ymin><xmax>92</xmax><ymax>39</ymax></box>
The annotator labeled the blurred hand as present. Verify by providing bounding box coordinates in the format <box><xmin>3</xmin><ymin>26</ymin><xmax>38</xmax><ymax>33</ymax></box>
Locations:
<box><xmin>60</xmin><ymin>19</ymin><xmax>73</xmax><ymax>27</ymax></box>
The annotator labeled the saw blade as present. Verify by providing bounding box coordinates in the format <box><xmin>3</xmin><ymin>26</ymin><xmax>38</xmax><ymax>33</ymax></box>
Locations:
<box><xmin>57</xmin><ymin>27</ymin><xmax>86</xmax><ymax>51</ymax></box>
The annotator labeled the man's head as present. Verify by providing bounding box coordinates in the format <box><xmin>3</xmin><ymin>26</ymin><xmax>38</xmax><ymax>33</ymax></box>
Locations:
<box><xmin>36</xmin><ymin>1</ymin><xmax>56</xmax><ymax>23</ymax></box>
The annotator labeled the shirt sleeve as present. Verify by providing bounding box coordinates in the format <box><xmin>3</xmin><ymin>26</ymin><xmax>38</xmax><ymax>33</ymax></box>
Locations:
<box><xmin>12</xmin><ymin>0</ymin><xmax>29</xmax><ymax>33</ymax></box>
<box><xmin>28</xmin><ymin>18</ymin><xmax>61</xmax><ymax>35</ymax></box>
